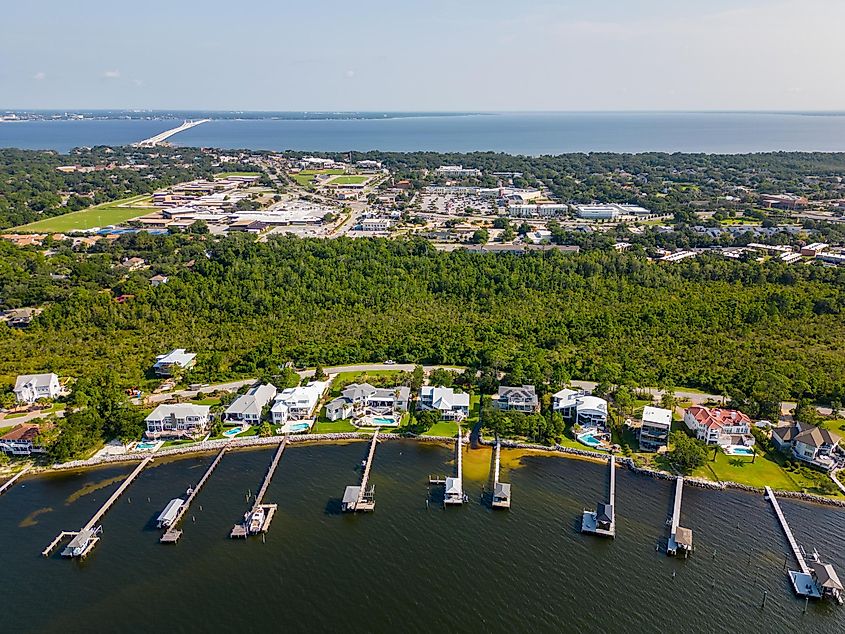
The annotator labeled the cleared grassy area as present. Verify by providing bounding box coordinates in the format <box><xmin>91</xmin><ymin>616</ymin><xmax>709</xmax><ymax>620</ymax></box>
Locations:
<box><xmin>313</xmin><ymin>419</ymin><xmax>360</xmax><ymax>433</ymax></box>
<box><xmin>191</xmin><ymin>397</ymin><xmax>221</xmax><ymax>406</ymax></box>
<box><xmin>213</xmin><ymin>171</ymin><xmax>260</xmax><ymax>179</ymax></box>
<box><xmin>329</xmin><ymin>370</ymin><xmax>406</xmax><ymax>397</ymax></box>
<box><xmin>329</xmin><ymin>175</ymin><xmax>369</xmax><ymax>185</ymax></box>
<box><xmin>422</xmin><ymin>421</ymin><xmax>460</xmax><ymax>438</ymax></box>
<box><xmin>694</xmin><ymin>448</ymin><xmax>838</xmax><ymax>494</ymax></box>
<box><xmin>15</xmin><ymin>194</ymin><xmax>155</xmax><ymax>233</ymax></box>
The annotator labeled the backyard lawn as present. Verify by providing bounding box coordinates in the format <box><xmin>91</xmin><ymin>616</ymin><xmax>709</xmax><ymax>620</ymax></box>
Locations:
<box><xmin>329</xmin><ymin>370</ymin><xmax>406</xmax><ymax>396</ymax></box>
<box><xmin>422</xmin><ymin>421</ymin><xmax>460</xmax><ymax>438</ymax></box>
<box><xmin>15</xmin><ymin>194</ymin><xmax>155</xmax><ymax>233</ymax></box>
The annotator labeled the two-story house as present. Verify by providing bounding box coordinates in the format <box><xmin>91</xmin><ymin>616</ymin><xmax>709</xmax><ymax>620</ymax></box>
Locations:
<box><xmin>772</xmin><ymin>422</ymin><xmax>842</xmax><ymax>470</ymax></box>
<box><xmin>325</xmin><ymin>383</ymin><xmax>410</xmax><ymax>421</ymax></box>
<box><xmin>145</xmin><ymin>404</ymin><xmax>210</xmax><ymax>438</ymax></box>
<box><xmin>225</xmin><ymin>383</ymin><xmax>277</xmax><ymax>425</ymax></box>
<box><xmin>152</xmin><ymin>349</ymin><xmax>197</xmax><ymax>377</ymax></box>
<box><xmin>419</xmin><ymin>386</ymin><xmax>470</xmax><ymax>421</ymax></box>
<box><xmin>0</xmin><ymin>423</ymin><xmax>51</xmax><ymax>456</ymax></box>
<box><xmin>683</xmin><ymin>406</ymin><xmax>753</xmax><ymax>446</ymax></box>
<box><xmin>494</xmin><ymin>385</ymin><xmax>540</xmax><ymax>413</ymax></box>
<box><xmin>13</xmin><ymin>373</ymin><xmax>61</xmax><ymax>404</ymax></box>
<box><xmin>552</xmin><ymin>388</ymin><xmax>609</xmax><ymax>428</ymax></box>
<box><xmin>639</xmin><ymin>406</ymin><xmax>673</xmax><ymax>452</ymax></box>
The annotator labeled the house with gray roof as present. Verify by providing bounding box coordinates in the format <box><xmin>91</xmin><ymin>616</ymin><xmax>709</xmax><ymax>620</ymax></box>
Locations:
<box><xmin>145</xmin><ymin>403</ymin><xmax>210</xmax><ymax>438</ymax></box>
<box><xmin>225</xmin><ymin>383</ymin><xmax>277</xmax><ymax>425</ymax></box>
<box><xmin>324</xmin><ymin>383</ymin><xmax>410</xmax><ymax>421</ymax></box>
<box><xmin>419</xmin><ymin>386</ymin><xmax>470</xmax><ymax>421</ymax></box>
<box><xmin>773</xmin><ymin>422</ymin><xmax>842</xmax><ymax>470</ymax></box>
<box><xmin>153</xmin><ymin>349</ymin><xmax>197</xmax><ymax>376</ymax></box>
<box><xmin>495</xmin><ymin>385</ymin><xmax>539</xmax><ymax>413</ymax></box>
<box><xmin>14</xmin><ymin>373</ymin><xmax>61</xmax><ymax>404</ymax></box>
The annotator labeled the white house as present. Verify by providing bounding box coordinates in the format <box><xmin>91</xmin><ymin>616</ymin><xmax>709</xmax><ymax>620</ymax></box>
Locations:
<box><xmin>772</xmin><ymin>422</ymin><xmax>842</xmax><ymax>470</ymax></box>
<box><xmin>225</xmin><ymin>383</ymin><xmax>277</xmax><ymax>425</ymax></box>
<box><xmin>552</xmin><ymin>388</ymin><xmax>608</xmax><ymax>428</ymax></box>
<box><xmin>0</xmin><ymin>423</ymin><xmax>50</xmax><ymax>456</ymax></box>
<box><xmin>418</xmin><ymin>386</ymin><xmax>470</xmax><ymax>421</ymax></box>
<box><xmin>153</xmin><ymin>349</ymin><xmax>197</xmax><ymax>376</ymax></box>
<box><xmin>639</xmin><ymin>406</ymin><xmax>673</xmax><ymax>452</ymax></box>
<box><xmin>683</xmin><ymin>406</ymin><xmax>752</xmax><ymax>446</ymax></box>
<box><xmin>271</xmin><ymin>380</ymin><xmax>328</xmax><ymax>423</ymax></box>
<box><xmin>13</xmin><ymin>373</ymin><xmax>61</xmax><ymax>404</ymax></box>
<box><xmin>325</xmin><ymin>383</ymin><xmax>410</xmax><ymax>421</ymax></box>
<box><xmin>145</xmin><ymin>404</ymin><xmax>210</xmax><ymax>438</ymax></box>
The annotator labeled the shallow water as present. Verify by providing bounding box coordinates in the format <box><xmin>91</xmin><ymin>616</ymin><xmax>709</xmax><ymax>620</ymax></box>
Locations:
<box><xmin>1</xmin><ymin>440</ymin><xmax>843</xmax><ymax>633</ymax></box>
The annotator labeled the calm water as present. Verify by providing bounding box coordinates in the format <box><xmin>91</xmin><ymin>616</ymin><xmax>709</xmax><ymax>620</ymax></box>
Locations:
<box><xmin>1</xmin><ymin>440</ymin><xmax>843</xmax><ymax>633</ymax></box>
<box><xmin>4</xmin><ymin>112</ymin><xmax>845</xmax><ymax>154</ymax></box>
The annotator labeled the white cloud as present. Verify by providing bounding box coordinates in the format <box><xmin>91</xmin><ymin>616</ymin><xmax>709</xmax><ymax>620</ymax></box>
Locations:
<box><xmin>103</xmin><ymin>70</ymin><xmax>121</xmax><ymax>79</ymax></box>
<box><xmin>132</xmin><ymin>79</ymin><xmax>144</xmax><ymax>87</ymax></box>
<box><xmin>33</xmin><ymin>72</ymin><xmax>46</xmax><ymax>80</ymax></box>
<box><xmin>345</xmin><ymin>69</ymin><xmax>355</xmax><ymax>78</ymax></box>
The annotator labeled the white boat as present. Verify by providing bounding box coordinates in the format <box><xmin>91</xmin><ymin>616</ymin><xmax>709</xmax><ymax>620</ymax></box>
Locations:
<box><xmin>248</xmin><ymin>507</ymin><xmax>266</xmax><ymax>534</ymax></box>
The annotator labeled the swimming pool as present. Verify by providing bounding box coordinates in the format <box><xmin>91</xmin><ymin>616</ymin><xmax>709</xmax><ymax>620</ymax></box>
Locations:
<box><xmin>136</xmin><ymin>441</ymin><xmax>159</xmax><ymax>450</ymax></box>
<box><xmin>223</xmin><ymin>427</ymin><xmax>245</xmax><ymax>438</ymax></box>
<box><xmin>289</xmin><ymin>423</ymin><xmax>310</xmax><ymax>433</ymax></box>
<box><xmin>577</xmin><ymin>433</ymin><xmax>602</xmax><ymax>448</ymax></box>
<box><xmin>727</xmin><ymin>445</ymin><xmax>754</xmax><ymax>455</ymax></box>
<box><xmin>373</xmin><ymin>416</ymin><xmax>397</xmax><ymax>426</ymax></box>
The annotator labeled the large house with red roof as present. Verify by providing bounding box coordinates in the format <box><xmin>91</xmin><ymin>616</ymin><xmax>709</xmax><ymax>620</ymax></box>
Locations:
<box><xmin>683</xmin><ymin>406</ymin><xmax>754</xmax><ymax>446</ymax></box>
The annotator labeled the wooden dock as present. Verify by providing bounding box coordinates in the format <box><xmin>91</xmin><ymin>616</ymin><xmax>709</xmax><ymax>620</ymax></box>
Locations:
<box><xmin>161</xmin><ymin>445</ymin><xmax>228</xmax><ymax>543</ymax></box>
<box><xmin>0</xmin><ymin>465</ymin><xmax>32</xmax><ymax>495</ymax></box>
<box><xmin>765</xmin><ymin>486</ymin><xmax>809</xmax><ymax>575</ymax></box>
<box><xmin>581</xmin><ymin>455</ymin><xmax>615</xmax><ymax>538</ymax></box>
<box><xmin>43</xmin><ymin>456</ymin><xmax>152</xmax><ymax>557</ymax></box>
<box><xmin>430</xmin><ymin>426</ymin><xmax>464</xmax><ymax>506</ymax></box>
<box><xmin>231</xmin><ymin>439</ymin><xmax>286</xmax><ymax>537</ymax></box>
<box><xmin>666</xmin><ymin>477</ymin><xmax>693</xmax><ymax>556</ymax></box>
<box><xmin>490</xmin><ymin>439</ymin><xmax>511</xmax><ymax>509</ymax></box>
<box><xmin>342</xmin><ymin>430</ymin><xmax>379</xmax><ymax>512</ymax></box>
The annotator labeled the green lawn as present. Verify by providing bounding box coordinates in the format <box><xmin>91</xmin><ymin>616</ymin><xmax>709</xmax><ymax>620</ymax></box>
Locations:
<box><xmin>329</xmin><ymin>175</ymin><xmax>369</xmax><ymax>185</ymax></box>
<box><xmin>329</xmin><ymin>370</ymin><xmax>406</xmax><ymax>397</ymax></box>
<box><xmin>312</xmin><ymin>419</ymin><xmax>360</xmax><ymax>433</ymax></box>
<box><xmin>15</xmin><ymin>194</ymin><xmax>155</xmax><ymax>233</ymax></box>
<box><xmin>694</xmin><ymin>448</ymin><xmax>838</xmax><ymax>494</ymax></box>
<box><xmin>191</xmin><ymin>397</ymin><xmax>221</xmax><ymax>406</ymax></box>
<box><xmin>213</xmin><ymin>171</ymin><xmax>260</xmax><ymax>179</ymax></box>
<box><xmin>422</xmin><ymin>421</ymin><xmax>460</xmax><ymax>438</ymax></box>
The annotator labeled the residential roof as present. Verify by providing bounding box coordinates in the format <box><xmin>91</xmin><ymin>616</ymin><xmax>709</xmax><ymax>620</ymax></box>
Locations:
<box><xmin>597</xmin><ymin>502</ymin><xmax>614</xmax><ymax>524</ymax></box>
<box><xmin>811</xmin><ymin>561</ymin><xmax>844</xmax><ymax>591</ymax></box>
<box><xmin>675</xmin><ymin>526</ymin><xmax>693</xmax><ymax>548</ymax></box>
<box><xmin>153</xmin><ymin>349</ymin><xmax>196</xmax><ymax>368</ymax></box>
<box><xmin>14</xmin><ymin>373</ymin><xmax>57</xmax><ymax>391</ymax></box>
<box><xmin>494</xmin><ymin>482</ymin><xmax>511</xmax><ymax>499</ymax></box>
<box><xmin>772</xmin><ymin>421</ymin><xmax>811</xmax><ymax>444</ymax></box>
<box><xmin>445</xmin><ymin>476</ymin><xmax>463</xmax><ymax>495</ymax></box>
<box><xmin>577</xmin><ymin>396</ymin><xmax>608</xmax><ymax>415</ymax></box>
<box><xmin>642</xmin><ymin>406</ymin><xmax>672</xmax><ymax>428</ymax></box>
<box><xmin>226</xmin><ymin>383</ymin><xmax>277</xmax><ymax>417</ymax></box>
<box><xmin>422</xmin><ymin>386</ymin><xmax>470</xmax><ymax>410</ymax></box>
<box><xmin>794</xmin><ymin>426</ymin><xmax>842</xmax><ymax>449</ymax></box>
<box><xmin>497</xmin><ymin>385</ymin><xmax>538</xmax><ymax>404</ymax></box>
<box><xmin>686</xmin><ymin>406</ymin><xmax>751</xmax><ymax>430</ymax></box>
<box><xmin>1</xmin><ymin>423</ymin><xmax>45</xmax><ymax>442</ymax></box>
<box><xmin>342</xmin><ymin>486</ymin><xmax>361</xmax><ymax>505</ymax></box>
<box><xmin>145</xmin><ymin>403</ymin><xmax>210</xmax><ymax>421</ymax></box>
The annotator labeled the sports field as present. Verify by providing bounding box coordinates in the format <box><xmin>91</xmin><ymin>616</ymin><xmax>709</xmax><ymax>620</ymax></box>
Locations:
<box><xmin>328</xmin><ymin>175</ymin><xmax>370</xmax><ymax>185</ymax></box>
<box><xmin>15</xmin><ymin>195</ymin><xmax>155</xmax><ymax>233</ymax></box>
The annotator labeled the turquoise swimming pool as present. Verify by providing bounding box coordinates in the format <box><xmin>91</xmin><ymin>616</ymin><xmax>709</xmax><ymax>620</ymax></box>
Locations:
<box><xmin>577</xmin><ymin>433</ymin><xmax>602</xmax><ymax>447</ymax></box>
<box><xmin>289</xmin><ymin>422</ymin><xmax>310</xmax><ymax>433</ymax></box>
<box><xmin>728</xmin><ymin>446</ymin><xmax>754</xmax><ymax>455</ymax></box>
<box><xmin>136</xmin><ymin>441</ymin><xmax>158</xmax><ymax>450</ymax></box>
<box><xmin>373</xmin><ymin>416</ymin><xmax>397</xmax><ymax>426</ymax></box>
<box><xmin>223</xmin><ymin>427</ymin><xmax>244</xmax><ymax>438</ymax></box>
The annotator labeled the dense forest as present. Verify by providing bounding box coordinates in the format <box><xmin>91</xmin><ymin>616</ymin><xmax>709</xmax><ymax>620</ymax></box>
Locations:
<box><xmin>2</xmin><ymin>235</ymin><xmax>845</xmax><ymax>416</ymax></box>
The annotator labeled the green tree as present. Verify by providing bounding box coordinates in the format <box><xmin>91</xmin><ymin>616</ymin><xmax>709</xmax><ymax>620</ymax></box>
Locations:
<box><xmin>470</xmin><ymin>228</ymin><xmax>489</xmax><ymax>244</ymax></box>
<box><xmin>667</xmin><ymin>431</ymin><xmax>708</xmax><ymax>474</ymax></box>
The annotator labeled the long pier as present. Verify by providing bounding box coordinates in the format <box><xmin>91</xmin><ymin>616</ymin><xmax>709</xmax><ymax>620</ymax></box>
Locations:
<box><xmin>43</xmin><ymin>456</ymin><xmax>152</xmax><ymax>557</ymax></box>
<box><xmin>0</xmin><ymin>465</ymin><xmax>32</xmax><ymax>495</ymax></box>
<box><xmin>231</xmin><ymin>439</ymin><xmax>286</xmax><ymax>537</ymax></box>
<box><xmin>491</xmin><ymin>439</ymin><xmax>511</xmax><ymax>509</ymax></box>
<box><xmin>666</xmin><ymin>477</ymin><xmax>693</xmax><ymax>556</ymax></box>
<box><xmin>342</xmin><ymin>430</ymin><xmax>379</xmax><ymax>512</ymax></box>
<box><xmin>161</xmin><ymin>445</ymin><xmax>228</xmax><ymax>543</ymax></box>
<box><xmin>765</xmin><ymin>486</ymin><xmax>809</xmax><ymax>575</ymax></box>
<box><xmin>581</xmin><ymin>455</ymin><xmax>616</xmax><ymax>538</ymax></box>
<box><xmin>430</xmin><ymin>426</ymin><xmax>464</xmax><ymax>505</ymax></box>
<box><xmin>135</xmin><ymin>119</ymin><xmax>210</xmax><ymax>147</ymax></box>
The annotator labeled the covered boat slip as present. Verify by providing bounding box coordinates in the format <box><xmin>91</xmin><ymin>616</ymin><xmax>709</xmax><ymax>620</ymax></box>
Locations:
<box><xmin>157</xmin><ymin>498</ymin><xmax>186</xmax><ymax>528</ymax></box>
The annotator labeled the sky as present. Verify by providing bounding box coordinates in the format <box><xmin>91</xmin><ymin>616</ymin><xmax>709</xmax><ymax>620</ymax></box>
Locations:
<box><xmin>1</xmin><ymin>0</ymin><xmax>844</xmax><ymax>111</ymax></box>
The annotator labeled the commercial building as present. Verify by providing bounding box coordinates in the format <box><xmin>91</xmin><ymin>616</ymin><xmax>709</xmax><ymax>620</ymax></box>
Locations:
<box><xmin>435</xmin><ymin>165</ymin><xmax>482</xmax><ymax>178</ymax></box>
<box><xmin>14</xmin><ymin>373</ymin><xmax>61</xmax><ymax>404</ymax></box>
<box><xmin>639</xmin><ymin>406</ymin><xmax>673</xmax><ymax>452</ymax></box>
<box><xmin>572</xmin><ymin>203</ymin><xmax>653</xmax><ymax>220</ymax></box>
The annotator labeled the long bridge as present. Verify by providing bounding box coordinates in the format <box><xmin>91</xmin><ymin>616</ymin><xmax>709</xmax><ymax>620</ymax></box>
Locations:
<box><xmin>134</xmin><ymin>119</ymin><xmax>210</xmax><ymax>147</ymax></box>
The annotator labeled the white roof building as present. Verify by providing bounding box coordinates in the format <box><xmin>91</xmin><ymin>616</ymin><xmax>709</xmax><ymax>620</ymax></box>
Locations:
<box><xmin>419</xmin><ymin>386</ymin><xmax>470</xmax><ymax>420</ymax></box>
<box><xmin>226</xmin><ymin>383</ymin><xmax>277</xmax><ymax>423</ymax></box>
<box><xmin>553</xmin><ymin>388</ymin><xmax>609</xmax><ymax>428</ymax></box>
<box><xmin>145</xmin><ymin>403</ymin><xmax>210</xmax><ymax>437</ymax></box>
<box><xmin>13</xmin><ymin>373</ymin><xmax>61</xmax><ymax>404</ymax></box>
<box><xmin>153</xmin><ymin>349</ymin><xmax>197</xmax><ymax>376</ymax></box>
<box><xmin>272</xmin><ymin>380</ymin><xmax>328</xmax><ymax>422</ymax></box>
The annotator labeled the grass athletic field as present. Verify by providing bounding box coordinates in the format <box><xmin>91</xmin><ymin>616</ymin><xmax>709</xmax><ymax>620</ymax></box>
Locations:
<box><xmin>15</xmin><ymin>194</ymin><xmax>155</xmax><ymax>232</ymax></box>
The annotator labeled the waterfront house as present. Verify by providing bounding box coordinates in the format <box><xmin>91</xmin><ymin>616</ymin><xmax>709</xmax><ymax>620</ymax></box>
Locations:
<box><xmin>145</xmin><ymin>403</ymin><xmax>210</xmax><ymax>438</ymax></box>
<box><xmin>683</xmin><ymin>406</ymin><xmax>753</xmax><ymax>446</ymax></box>
<box><xmin>552</xmin><ymin>388</ymin><xmax>609</xmax><ymax>428</ymax></box>
<box><xmin>324</xmin><ymin>383</ymin><xmax>410</xmax><ymax>421</ymax></box>
<box><xmin>772</xmin><ymin>422</ymin><xmax>841</xmax><ymax>470</ymax></box>
<box><xmin>225</xmin><ymin>383</ymin><xmax>277</xmax><ymax>425</ymax></box>
<box><xmin>639</xmin><ymin>406</ymin><xmax>673</xmax><ymax>452</ymax></box>
<box><xmin>419</xmin><ymin>386</ymin><xmax>470</xmax><ymax>421</ymax></box>
<box><xmin>494</xmin><ymin>385</ymin><xmax>539</xmax><ymax>413</ymax></box>
<box><xmin>13</xmin><ymin>373</ymin><xmax>61</xmax><ymax>404</ymax></box>
<box><xmin>153</xmin><ymin>349</ymin><xmax>197</xmax><ymax>377</ymax></box>
<box><xmin>0</xmin><ymin>423</ymin><xmax>51</xmax><ymax>456</ymax></box>
<box><xmin>271</xmin><ymin>380</ymin><xmax>328</xmax><ymax>423</ymax></box>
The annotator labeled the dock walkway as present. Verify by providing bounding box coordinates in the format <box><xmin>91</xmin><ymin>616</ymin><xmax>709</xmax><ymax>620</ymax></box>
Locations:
<box><xmin>231</xmin><ymin>439</ymin><xmax>286</xmax><ymax>537</ymax></box>
<box><xmin>765</xmin><ymin>486</ymin><xmax>809</xmax><ymax>574</ymax></box>
<box><xmin>44</xmin><ymin>456</ymin><xmax>152</xmax><ymax>557</ymax></box>
<box><xmin>666</xmin><ymin>477</ymin><xmax>693</xmax><ymax>556</ymax></box>
<box><xmin>342</xmin><ymin>430</ymin><xmax>378</xmax><ymax>512</ymax></box>
<box><xmin>491</xmin><ymin>439</ymin><xmax>511</xmax><ymax>509</ymax></box>
<box><xmin>581</xmin><ymin>455</ymin><xmax>615</xmax><ymax>538</ymax></box>
<box><xmin>0</xmin><ymin>465</ymin><xmax>32</xmax><ymax>495</ymax></box>
<box><xmin>429</xmin><ymin>426</ymin><xmax>465</xmax><ymax>506</ymax></box>
<box><xmin>162</xmin><ymin>445</ymin><xmax>228</xmax><ymax>543</ymax></box>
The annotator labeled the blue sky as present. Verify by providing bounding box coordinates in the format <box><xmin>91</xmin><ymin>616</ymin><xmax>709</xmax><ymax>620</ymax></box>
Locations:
<box><xmin>1</xmin><ymin>0</ymin><xmax>842</xmax><ymax>110</ymax></box>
